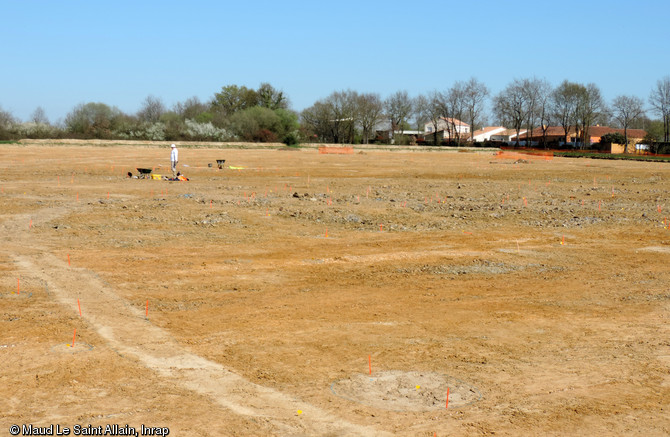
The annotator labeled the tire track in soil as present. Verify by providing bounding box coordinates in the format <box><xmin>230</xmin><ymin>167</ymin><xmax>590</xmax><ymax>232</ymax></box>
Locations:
<box><xmin>7</xmin><ymin>207</ymin><xmax>390</xmax><ymax>437</ymax></box>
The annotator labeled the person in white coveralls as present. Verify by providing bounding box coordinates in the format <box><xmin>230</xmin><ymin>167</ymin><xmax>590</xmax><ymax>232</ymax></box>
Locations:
<box><xmin>170</xmin><ymin>144</ymin><xmax>178</xmax><ymax>177</ymax></box>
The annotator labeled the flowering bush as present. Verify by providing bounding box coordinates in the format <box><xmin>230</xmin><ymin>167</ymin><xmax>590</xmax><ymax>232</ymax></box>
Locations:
<box><xmin>184</xmin><ymin>119</ymin><xmax>232</xmax><ymax>141</ymax></box>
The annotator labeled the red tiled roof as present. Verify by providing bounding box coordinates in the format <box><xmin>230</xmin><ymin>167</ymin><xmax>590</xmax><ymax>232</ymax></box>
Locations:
<box><xmin>439</xmin><ymin>117</ymin><xmax>469</xmax><ymax>126</ymax></box>
<box><xmin>586</xmin><ymin>126</ymin><xmax>647</xmax><ymax>139</ymax></box>
<box><xmin>472</xmin><ymin>126</ymin><xmax>505</xmax><ymax>135</ymax></box>
<box><xmin>519</xmin><ymin>126</ymin><xmax>647</xmax><ymax>140</ymax></box>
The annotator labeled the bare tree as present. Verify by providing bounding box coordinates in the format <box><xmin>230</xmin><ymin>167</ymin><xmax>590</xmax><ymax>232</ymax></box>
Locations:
<box><xmin>384</xmin><ymin>90</ymin><xmax>414</xmax><ymax>142</ymax></box>
<box><xmin>0</xmin><ymin>105</ymin><xmax>15</xmax><ymax>128</ymax></box>
<box><xmin>301</xmin><ymin>101</ymin><xmax>332</xmax><ymax>142</ymax></box>
<box><xmin>463</xmin><ymin>77</ymin><xmax>489</xmax><ymax>141</ymax></box>
<box><xmin>412</xmin><ymin>94</ymin><xmax>430</xmax><ymax>133</ymax></box>
<box><xmin>649</xmin><ymin>76</ymin><xmax>670</xmax><ymax>142</ymax></box>
<box><xmin>357</xmin><ymin>93</ymin><xmax>384</xmax><ymax>144</ymax></box>
<box><xmin>493</xmin><ymin>79</ymin><xmax>528</xmax><ymax>146</ymax></box>
<box><xmin>422</xmin><ymin>91</ymin><xmax>444</xmax><ymax>145</ymax></box>
<box><xmin>612</xmin><ymin>95</ymin><xmax>645</xmax><ymax>153</ymax></box>
<box><xmin>435</xmin><ymin>82</ymin><xmax>468</xmax><ymax>145</ymax></box>
<box><xmin>137</xmin><ymin>95</ymin><xmax>166</xmax><ymax>123</ymax></box>
<box><xmin>31</xmin><ymin>106</ymin><xmax>49</xmax><ymax>125</ymax></box>
<box><xmin>519</xmin><ymin>77</ymin><xmax>553</xmax><ymax>147</ymax></box>
<box><xmin>576</xmin><ymin>83</ymin><xmax>606</xmax><ymax>148</ymax></box>
<box><xmin>174</xmin><ymin>96</ymin><xmax>208</xmax><ymax>121</ymax></box>
<box><xmin>551</xmin><ymin>80</ymin><xmax>582</xmax><ymax>145</ymax></box>
<box><xmin>301</xmin><ymin>90</ymin><xmax>357</xmax><ymax>144</ymax></box>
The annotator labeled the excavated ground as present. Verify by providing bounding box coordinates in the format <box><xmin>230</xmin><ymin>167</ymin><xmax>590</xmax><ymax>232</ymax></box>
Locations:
<box><xmin>1</xmin><ymin>143</ymin><xmax>669</xmax><ymax>436</ymax></box>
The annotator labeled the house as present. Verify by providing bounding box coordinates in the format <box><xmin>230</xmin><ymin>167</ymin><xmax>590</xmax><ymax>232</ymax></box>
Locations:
<box><xmin>516</xmin><ymin>126</ymin><xmax>576</xmax><ymax>144</ymax></box>
<box><xmin>517</xmin><ymin>126</ymin><xmax>647</xmax><ymax>151</ymax></box>
<box><xmin>373</xmin><ymin>119</ymin><xmax>423</xmax><ymax>143</ymax></box>
<box><xmin>467</xmin><ymin>126</ymin><xmax>506</xmax><ymax>142</ymax></box>
<box><xmin>489</xmin><ymin>128</ymin><xmax>528</xmax><ymax>143</ymax></box>
<box><xmin>425</xmin><ymin>118</ymin><xmax>470</xmax><ymax>135</ymax></box>
<box><xmin>585</xmin><ymin>126</ymin><xmax>647</xmax><ymax>151</ymax></box>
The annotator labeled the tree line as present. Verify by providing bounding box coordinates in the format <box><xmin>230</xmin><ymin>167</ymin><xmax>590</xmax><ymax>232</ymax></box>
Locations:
<box><xmin>1</xmin><ymin>77</ymin><xmax>669</xmax><ymax>150</ymax></box>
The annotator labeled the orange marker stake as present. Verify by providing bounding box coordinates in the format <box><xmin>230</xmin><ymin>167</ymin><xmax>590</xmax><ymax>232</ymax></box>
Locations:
<box><xmin>78</xmin><ymin>298</ymin><xmax>82</xmax><ymax>316</ymax></box>
<box><xmin>107</xmin><ymin>192</ymin><xmax>110</xmax><ymax>199</ymax></box>
<box><xmin>17</xmin><ymin>277</ymin><xmax>20</xmax><ymax>295</ymax></box>
<box><xmin>368</xmin><ymin>355</ymin><xmax>371</xmax><ymax>375</ymax></box>
<box><xmin>71</xmin><ymin>328</ymin><xmax>76</xmax><ymax>347</ymax></box>
<box><xmin>325</xmin><ymin>228</ymin><xmax>328</xmax><ymax>238</ymax></box>
<box><xmin>29</xmin><ymin>219</ymin><xmax>32</xmax><ymax>229</ymax></box>
<box><xmin>446</xmin><ymin>387</ymin><xmax>450</xmax><ymax>409</ymax></box>
<box><xmin>379</xmin><ymin>224</ymin><xmax>383</xmax><ymax>232</ymax></box>
<box><xmin>561</xmin><ymin>235</ymin><xmax>565</xmax><ymax>245</ymax></box>
<box><xmin>145</xmin><ymin>300</ymin><xmax>149</xmax><ymax>318</ymax></box>
<box><xmin>76</xmin><ymin>193</ymin><xmax>79</xmax><ymax>202</ymax></box>
<box><xmin>598</xmin><ymin>200</ymin><xmax>601</xmax><ymax>211</ymax></box>
<box><xmin>67</xmin><ymin>254</ymin><xmax>71</xmax><ymax>266</ymax></box>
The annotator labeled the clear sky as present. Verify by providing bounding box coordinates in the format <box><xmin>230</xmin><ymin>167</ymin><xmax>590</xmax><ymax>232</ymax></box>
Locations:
<box><xmin>1</xmin><ymin>0</ymin><xmax>668</xmax><ymax>123</ymax></box>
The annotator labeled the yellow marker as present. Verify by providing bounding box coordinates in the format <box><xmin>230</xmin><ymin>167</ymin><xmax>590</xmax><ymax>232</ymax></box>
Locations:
<box><xmin>416</xmin><ymin>385</ymin><xmax>420</xmax><ymax>389</ymax></box>
<box><xmin>297</xmin><ymin>410</ymin><xmax>302</xmax><ymax>415</ymax></box>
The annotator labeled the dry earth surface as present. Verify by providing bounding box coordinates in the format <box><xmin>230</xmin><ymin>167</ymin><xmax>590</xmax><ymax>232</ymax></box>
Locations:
<box><xmin>1</xmin><ymin>142</ymin><xmax>669</xmax><ymax>436</ymax></box>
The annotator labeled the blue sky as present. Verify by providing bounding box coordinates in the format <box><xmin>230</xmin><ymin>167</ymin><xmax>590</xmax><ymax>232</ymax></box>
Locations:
<box><xmin>1</xmin><ymin>0</ymin><xmax>668</xmax><ymax>123</ymax></box>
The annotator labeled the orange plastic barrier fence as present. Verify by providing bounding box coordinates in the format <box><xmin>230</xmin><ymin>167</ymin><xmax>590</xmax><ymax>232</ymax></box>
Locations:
<box><xmin>318</xmin><ymin>147</ymin><xmax>354</xmax><ymax>154</ymax></box>
<box><xmin>495</xmin><ymin>150</ymin><xmax>553</xmax><ymax>161</ymax></box>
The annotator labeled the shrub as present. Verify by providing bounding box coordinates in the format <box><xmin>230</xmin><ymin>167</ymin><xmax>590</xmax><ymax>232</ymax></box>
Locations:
<box><xmin>184</xmin><ymin>119</ymin><xmax>231</xmax><ymax>141</ymax></box>
<box><xmin>282</xmin><ymin>131</ymin><xmax>300</xmax><ymax>146</ymax></box>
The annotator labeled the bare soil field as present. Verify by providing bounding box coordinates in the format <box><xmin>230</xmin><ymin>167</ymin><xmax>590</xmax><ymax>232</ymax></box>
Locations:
<box><xmin>1</xmin><ymin>142</ymin><xmax>668</xmax><ymax>436</ymax></box>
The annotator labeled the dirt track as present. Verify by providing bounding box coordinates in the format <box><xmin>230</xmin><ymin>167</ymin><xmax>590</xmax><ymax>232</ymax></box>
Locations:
<box><xmin>1</xmin><ymin>143</ymin><xmax>669</xmax><ymax>436</ymax></box>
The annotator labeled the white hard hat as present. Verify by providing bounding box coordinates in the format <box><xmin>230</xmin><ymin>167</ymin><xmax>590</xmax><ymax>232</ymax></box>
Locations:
<box><xmin>171</xmin><ymin>144</ymin><xmax>176</xmax><ymax>148</ymax></box>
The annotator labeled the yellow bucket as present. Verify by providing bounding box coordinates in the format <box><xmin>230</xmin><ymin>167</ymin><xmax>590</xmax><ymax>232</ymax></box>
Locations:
<box><xmin>151</xmin><ymin>174</ymin><xmax>162</xmax><ymax>180</ymax></box>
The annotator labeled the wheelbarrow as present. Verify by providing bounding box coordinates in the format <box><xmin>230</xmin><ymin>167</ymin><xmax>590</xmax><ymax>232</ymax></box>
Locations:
<box><xmin>136</xmin><ymin>168</ymin><xmax>153</xmax><ymax>179</ymax></box>
<box><xmin>216</xmin><ymin>159</ymin><xmax>226</xmax><ymax>169</ymax></box>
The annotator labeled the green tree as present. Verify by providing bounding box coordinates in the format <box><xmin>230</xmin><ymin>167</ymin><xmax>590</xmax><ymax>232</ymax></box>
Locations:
<box><xmin>257</xmin><ymin>83</ymin><xmax>288</xmax><ymax>110</ymax></box>
<box><xmin>64</xmin><ymin>102</ymin><xmax>123</xmax><ymax>138</ymax></box>
<box><xmin>599</xmin><ymin>132</ymin><xmax>626</xmax><ymax>145</ymax></box>
<box><xmin>211</xmin><ymin>85</ymin><xmax>259</xmax><ymax>116</ymax></box>
<box><xmin>229</xmin><ymin>106</ymin><xmax>282</xmax><ymax>142</ymax></box>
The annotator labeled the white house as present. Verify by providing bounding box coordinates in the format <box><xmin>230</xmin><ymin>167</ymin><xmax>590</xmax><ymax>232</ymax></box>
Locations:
<box><xmin>490</xmin><ymin>128</ymin><xmax>527</xmax><ymax>143</ymax></box>
<box><xmin>425</xmin><ymin>117</ymin><xmax>470</xmax><ymax>135</ymax></box>
<box><xmin>468</xmin><ymin>126</ymin><xmax>506</xmax><ymax>142</ymax></box>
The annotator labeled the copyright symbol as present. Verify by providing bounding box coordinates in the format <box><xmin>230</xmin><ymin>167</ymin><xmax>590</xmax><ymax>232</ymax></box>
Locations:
<box><xmin>9</xmin><ymin>424</ymin><xmax>20</xmax><ymax>435</ymax></box>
